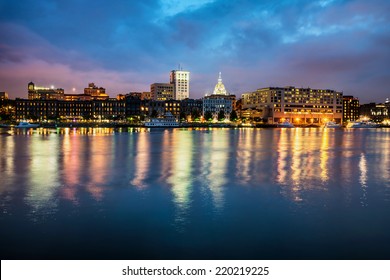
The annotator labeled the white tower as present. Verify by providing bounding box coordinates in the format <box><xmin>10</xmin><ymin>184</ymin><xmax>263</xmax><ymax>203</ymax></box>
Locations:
<box><xmin>170</xmin><ymin>69</ymin><xmax>190</xmax><ymax>100</ymax></box>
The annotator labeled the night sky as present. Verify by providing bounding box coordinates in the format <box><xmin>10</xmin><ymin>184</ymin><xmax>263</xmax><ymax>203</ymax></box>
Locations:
<box><xmin>0</xmin><ymin>0</ymin><xmax>389</xmax><ymax>103</ymax></box>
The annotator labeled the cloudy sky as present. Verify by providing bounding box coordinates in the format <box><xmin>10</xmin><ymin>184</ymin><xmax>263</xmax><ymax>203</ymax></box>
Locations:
<box><xmin>0</xmin><ymin>0</ymin><xmax>389</xmax><ymax>102</ymax></box>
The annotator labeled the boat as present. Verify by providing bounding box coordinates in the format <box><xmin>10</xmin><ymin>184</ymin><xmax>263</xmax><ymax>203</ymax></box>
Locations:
<box><xmin>347</xmin><ymin>120</ymin><xmax>379</xmax><ymax>128</ymax></box>
<box><xmin>144</xmin><ymin>112</ymin><xmax>179</xmax><ymax>127</ymax></box>
<box><xmin>15</xmin><ymin>121</ymin><xmax>40</xmax><ymax>128</ymax></box>
<box><xmin>277</xmin><ymin>121</ymin><xmax>295</xmax><ymax>128</ymax></box>
<box><xmin>323</xmin><ymin>121</ymin><xmax>342</xmax><ymax>128</ymax></box>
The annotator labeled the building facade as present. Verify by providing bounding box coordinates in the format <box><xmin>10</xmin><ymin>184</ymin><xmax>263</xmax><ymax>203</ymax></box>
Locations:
<box><xmin>150</xmin><ymin>83</ymin><xmax>174</xmax><ymax>101</ymax></box>
<box><xmin>360</xmin><ymin>102</ymin><xmax>389</xmax><ymax>122</ymax></box>
<box><xmin>202</xmin><ymin>73</ymin><xmax>234</xmax><ymax>119</ymax></box>
<box><xmin>242</xmin><ymin>87</ymin><xmax>343</xmax><ymax>124</ymax></box>
<box><xmin>170</xmin><ymin>70</ymin><xmax>190</xmax><ymax>100</ymax></box>
<box><xmin>28</xmin><ymin>82</ymin><xmax>65</xmax><ymax>100</ymax></box>
<box><xmin>15</xmin><ymin>99</ymin><xmax>125</xmax><ymax>121</ymax></box>
<box><xmin>343</xmin><ymin>95</ymin><xmax>360</xmax><ymax>122</ymax></box>
<box><xmin>84</xmin><ymin>83</ymin><xmax>109</xmax><ymax>100</ymax></box>
<box><xmin>181</xmin><ymin>98</ymin><xmax>203</xmax><ymax>120</ymax></box>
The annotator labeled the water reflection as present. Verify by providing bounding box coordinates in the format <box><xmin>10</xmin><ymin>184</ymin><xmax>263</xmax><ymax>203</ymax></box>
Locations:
<box><xmin>61</xmin><ymin>134</ymin><xmax>82</xmax><ymax>202</ymax></box>
<box><xmin>166</xmin><ymin>130</ymin><xmax>193</xmax><ymax>226</ymax></box>
<box><xmin>130</xmin><ymin>131</ymin><xmax>150</xmax><ymax>189</ymax></box>
<box><xmin>25</xmin><ymin>134</ymin><xmax>60</xmax><ymax>214</ymax></box>
<box><xmin>276</xmin><ymin>129</ymin><xmax>332</xmax><ymax>203</ymax></box>
<box><xmin>320</xmin><ymin>129</ymin><xmax>329</xmax><ymax>182</ymax></box>
<box><xmin>1</xmin><ymin>128</ymin><xmax>390</xmax><ymax>222</ymax></box>
<box><xmin>201</xmin><ymin>130</ymin><xmax>229</xmax><ymax>209</ymax></box>
<box><xmin>86</xmin><ymin>136</ymin><xmax>109</xmax><ymax>200</ymax></box>
<box><xmin>359</xmin><ymin>153</ymin><xmax>368</xmax><ymax>207</ymax></box>
<box><xmin>235</xmin><ymin>129</ymin><xmax>256</xmax><ymax>184</ymax></box>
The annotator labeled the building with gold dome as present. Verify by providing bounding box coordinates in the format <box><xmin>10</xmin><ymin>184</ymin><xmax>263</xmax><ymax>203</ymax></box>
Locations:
<box><xmin>203</xmin><ymin>72</ymin><xmax>236</xmax><ymax>120</ymax></box>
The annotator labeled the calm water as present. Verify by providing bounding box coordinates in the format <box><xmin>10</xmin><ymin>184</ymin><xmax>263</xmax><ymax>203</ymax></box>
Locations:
<box><xmin>1</xmin><ymin>127</ymin><xmax>390</xmax><ymax>259</ymax></box>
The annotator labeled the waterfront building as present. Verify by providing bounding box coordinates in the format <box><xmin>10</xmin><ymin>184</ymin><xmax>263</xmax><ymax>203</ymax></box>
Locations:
<box><xmin>180</xmin><ymin>98</ymin><xmax>203</xmax><ymax>120</ymax></box>
<box><xmin>343</xmin><ymin>95</ymin><xmax>360</xmax><ymax>122</ymax></box>
<box><xmin>242</xmin><ymin>87</ymin><xmax>343</xmax><ymax>124</ymax></box>
<box><xmin>203</xmin><ymin>73</ymin><xmax>235</xmax><ymax>119</ymax></box>
<box><xmin>16</xmin><ymin>99</ymin><xmax>59</xmax><ymax>120</ymax></box>
<box><xmin>164</xmin><ymin>99</ymin><xmax>181</xmax><ymax>117</ymax></box>
<box><xmin>15</xmin><ymin>99</ymin><xmax>125</xmax><ymax>121</ymax></box>
<box><xmin>150</xmin><ymin>83</ymin><xmax>174</xmax><ymax>101</ymax></box>
<box><xmin>28</xmin><ymin>81</ymin><xmax>65</xmax><ymax>100</ymax></box>
<box><xmin>170</xmin><ymin>69</ymin><xmax>190</xmax><ymax>100</ymax></box>
<box><xmin>0</xmin><ymin>91</ymin><xmax>9</xmax><ymax>100</ymax></box>
<box><xmin>91</xmin><ymin>99</ymin><xmax>126</xmax><ymax>120</ymax></box>
<box><xmin>125</xmin><ymin>95</ymin><xmax>143</xmax><ymax>118</ymax></box>
<box><xmin>360</xmin><ymin>102</ymin><xmax>389</xmax><ymax>122</ymax></box>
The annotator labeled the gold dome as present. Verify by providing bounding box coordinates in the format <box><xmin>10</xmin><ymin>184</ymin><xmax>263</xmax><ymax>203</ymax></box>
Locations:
<box><xmin>213</xmin><ymin>72</ymin><xmax>227</xmax><ymax>95</ymax></box>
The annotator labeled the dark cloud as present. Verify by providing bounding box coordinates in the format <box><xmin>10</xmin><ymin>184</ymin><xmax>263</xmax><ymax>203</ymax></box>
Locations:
<box><xmin>0</xmin><ymin>0</ymin><xmax>389</xmax><ymax>102</ymax></box>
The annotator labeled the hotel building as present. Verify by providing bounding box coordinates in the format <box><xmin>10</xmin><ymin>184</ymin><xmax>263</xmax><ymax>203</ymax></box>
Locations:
<box><xmin>242</xmin><ymin>87</ymin><xmax>343</xmax><ymax>124</ymax></box>
<box><xmin>170</xmin><ymin>69</ymin><xmax>190</xmax><ymax>100</ymax></box>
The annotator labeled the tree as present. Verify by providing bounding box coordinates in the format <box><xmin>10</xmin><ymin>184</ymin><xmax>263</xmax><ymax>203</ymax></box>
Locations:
<box><xmin>191</xmin><ymin>109</ymin><xmax>201</xmax><ymax>121</ymax></box>
<box><xmin>180</xmin><ymin>111</ymin><xmax>187</xmax><ymax>122</ymax></box>
<box><xmin>230</xmin><ymin>110</ymin><xmax>238</xmax><ymax>121</ymax></box>
<box><xmin>217</xmin><ymin>110</ymin><xmax>225</xmax><ymax>121</ymax></box>
<box><xmin>204</xmin><ymin>111</ymin><xmax>213</xmax><ymax>121</ymax></box>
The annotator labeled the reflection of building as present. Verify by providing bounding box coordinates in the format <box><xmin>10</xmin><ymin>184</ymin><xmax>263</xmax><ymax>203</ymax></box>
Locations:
<box><xmin>343</xmin><ymin>95</ymin><xmax>360</xmax><ymax>122</ymax></box>
<box><xmin>28</xmin><ymin>81</ymin><xmax>64</xmax><ymax>100</ymax></box>
<box><xmin>242</xmin><ymin>87</ymin><xmax>343</xmax><ymax>124</ymax></box>
<box><xmin>203</xmin><ymin>73</ymin><xmax>234</xmax><ymax>118</ymax></box>
<box><xmin>151</xmin><ymin>83</ymin><xmax>174</xmax><ymax>101</ymax></box>
<box><xmin>170</xmin><ymin>69</ymin><xmax>190</xmax><ymax>100</ymax></box>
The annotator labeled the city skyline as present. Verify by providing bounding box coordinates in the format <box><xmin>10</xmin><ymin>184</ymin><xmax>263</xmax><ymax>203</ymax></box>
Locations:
<box><xmin>0</xmin><ymin>0</ymin><xmax>389</xmax><ymax>103</ymax></box>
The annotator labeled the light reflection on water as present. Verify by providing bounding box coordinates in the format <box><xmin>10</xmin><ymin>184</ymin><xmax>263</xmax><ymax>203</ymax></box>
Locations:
<box><xmin>1</xmin><ymin>127</ymin><xmax>390</xmax><ymax>259</ymax></box>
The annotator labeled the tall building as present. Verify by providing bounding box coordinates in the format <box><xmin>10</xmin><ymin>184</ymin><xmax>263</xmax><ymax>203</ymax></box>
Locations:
<box><xmin>343</xmin><ymin>95</ymin><xmax>360</xmax><ymax>122</ymax></box>
<box><xmin>150</xmin><ymin>83</ymin><xmax>174</xmax><ymax>101</ymax></box>
<box><xmin>170</xmin><ymin>69</ymin><xmax>190</xmax><ymax>100</ymax></box>
<box><xmin>242</xmin><ymin>87</ymin><xmax>343</xmax><ymax>124</ymax></box>
<box><xmin>28</xmin><ymin>81</ymin><xmax>65</xmax><ymax>100</ymax></box>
